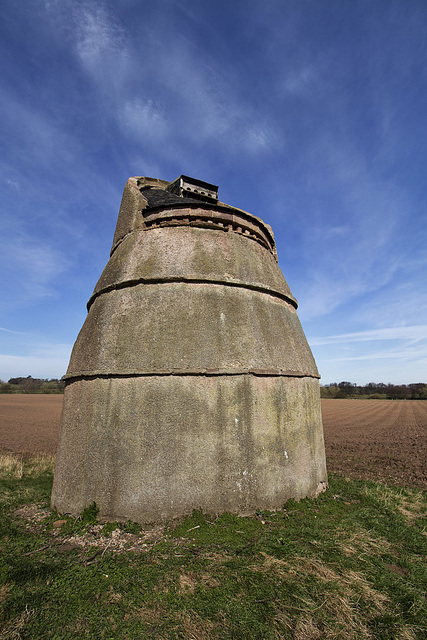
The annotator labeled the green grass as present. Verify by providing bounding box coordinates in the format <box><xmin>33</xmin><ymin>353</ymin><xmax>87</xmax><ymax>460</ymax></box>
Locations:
<box><xmin>1</xmin><ymin>454</ymin><xmax>426</xmax><ymax>639</ymax></box>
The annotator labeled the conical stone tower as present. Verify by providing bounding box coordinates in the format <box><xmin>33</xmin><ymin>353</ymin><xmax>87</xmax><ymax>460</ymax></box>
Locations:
<box><xmin>51</xmin><ymin>175</ymin><xmax>327</xmax><ymax>524</ymax></box>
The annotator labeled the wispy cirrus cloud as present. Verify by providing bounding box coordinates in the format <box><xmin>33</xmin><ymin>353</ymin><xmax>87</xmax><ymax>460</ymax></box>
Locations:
<box><xmin>43</xmin><ymin>0</ymin><xmax>277</xmax><ymax>157</ymax></box>
<box><xmin>311</xmin><ymin>330</ymin><xmax>427</xmax><ymax>385</ymax></box>
<box><xmin>323</xmin><ymin>350</ymin><xmax>427</xmax><ymax>363</ymax></box>
<box><xmin>120</xmin><ymin>99</ymin><xmax>167</xmax><ymax>142</ymax></box>
<box><xmin>291</xmin><ymin>133</ymin><xmax>417</xmax><ymax>321</ymax></box>
<box><xmin>0</xmin><ymin>325</ymin><xmax>72</xmax><ymax>380</ymax></box>
<box><xmin>73</xmin><ymin>2</ymin><xmax>125</xmax><ymax>64</ymax></box>
<box><xmin>0</xmin><ymin>327</ymin><xmax>28</xmax><ymax>335</ymax></box>
<box><xmin>0</xmin><ymin>89</ymin><xmax>78</xmax><ymax>170</ymax></box>
<box><xmin>0</xmin><ymin>350</ymin><xmax>71</xmax><ymax>380</ymax></box>
<box><xmin>310</xmin><ymin>325</ymin><xmax>427</xmax><ymax>346</ymax></box>
<box><xmin>0</xmin><ymin>235</ymin><xmax>70</xmax><ymax>311</ymax></box>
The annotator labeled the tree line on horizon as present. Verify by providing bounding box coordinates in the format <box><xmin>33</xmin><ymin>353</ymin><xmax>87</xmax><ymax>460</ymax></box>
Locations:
<box><xmin>321</xmin><ymin>381</ymin><xmax>427</xmax><ymax>400</ymax></box>
<box><xmin>0</xmin><ymin>376</ymin><xmax>65</xmax><ymax>394</ymax></box>
<box><xmin>0</xmin><ymin>376</ymin><xmax>426</xmax><ymax>399</ymax></box>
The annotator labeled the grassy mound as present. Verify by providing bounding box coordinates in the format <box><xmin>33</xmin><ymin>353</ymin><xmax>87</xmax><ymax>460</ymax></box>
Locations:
<box><xmin>1</xmin><ymin>454</ymin><xmax>426</xmax><ymax>639</ymax></box>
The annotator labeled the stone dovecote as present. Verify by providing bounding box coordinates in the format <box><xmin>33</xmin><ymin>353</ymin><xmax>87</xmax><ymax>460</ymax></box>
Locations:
<box><xmin>51</xmin><ymin>175</ymin><xmax>327</xmax><ymax>524</ymax></box>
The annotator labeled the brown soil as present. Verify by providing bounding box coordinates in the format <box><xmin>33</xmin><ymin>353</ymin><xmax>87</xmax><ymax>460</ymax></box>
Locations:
<box><xmin>0</xmin><ymin>394</ymin><xmax>62</xmax><ymax>455</ymax></box>
<box><xmin>1</xmin><ymin>395</ymin><xmax>426</xmax><ymax>488</ymax></box>
<box><xmin>322</xmin><ymin>398</ymin><xmax>427</xmax><ymax>489</ymax></box>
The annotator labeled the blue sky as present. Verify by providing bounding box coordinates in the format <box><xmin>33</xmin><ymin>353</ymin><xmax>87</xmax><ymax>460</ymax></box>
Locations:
<box><xmin>1</xmin><ymin>0</ymin><xmax>426</xmax><ymax>385</ymax></box>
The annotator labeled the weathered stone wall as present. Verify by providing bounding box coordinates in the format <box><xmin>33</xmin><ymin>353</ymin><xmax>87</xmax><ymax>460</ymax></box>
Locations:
<box><xmin>51</xmin><ymin>176</ymin><xmax>327</xmax><ymax>523</ymax></box>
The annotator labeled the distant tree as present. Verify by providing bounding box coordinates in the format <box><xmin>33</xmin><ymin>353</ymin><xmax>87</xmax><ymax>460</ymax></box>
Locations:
<box><xmin>337</xmin><ymin>381</ymin><xmax>357</xmax><ymax>398</ymax></box>
<box><xmin>320</xmin><ymin>381</ymin><xmax>426</xmax><ymax>400</ymax></box>
<box><xmin>7</xmin><ymin>376</ymin><xmax>42</xmax><ymax>392</ymax></box>
<box><xmin>320</xmin><ymin>385</ymin><xmax>340</xmax><ymax>398</ymax></box>
<box><xmin>1</xmin><ymin>376</ymin><xmax>64</xmax><ymax>394</ymax></box>
<box><xmin>40</xmin><ymin>379</ymin><xmax>65</xmax><ymax>393</ymax></box>
<box><xmin>408</xmin><ymin>383</ymin><xmax>427</xmax><ymax>399</ymax></box>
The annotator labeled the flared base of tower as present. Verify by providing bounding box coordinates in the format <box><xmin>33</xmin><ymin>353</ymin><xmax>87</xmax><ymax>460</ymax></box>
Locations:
<box><xmin>51</xmin><ymin>374</ymin><xmax>327</xmax><ymax>525</ymax></box>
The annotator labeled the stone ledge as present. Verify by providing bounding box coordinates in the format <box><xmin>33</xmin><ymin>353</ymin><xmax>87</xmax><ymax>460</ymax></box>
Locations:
<box><xmin>63</xmin><ymin>368</ymin><xmax>321</xmax><ymax>382</ymax></box>
<box><xmin>86</xmin><ymin>276</ymin><xmax>298</xmax><ymax>311</ymax></box>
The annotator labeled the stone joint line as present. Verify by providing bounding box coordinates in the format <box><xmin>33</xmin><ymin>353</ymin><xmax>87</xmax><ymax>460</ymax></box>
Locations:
<box><xmin>86</xmin><ymin>277</ymin><xmax>298</xmax><ymax>311</ymax></box>
<box><xmin>63</xmin><ymin>368</ymin><xmax>321</xmax><ymax>382</ymax></box>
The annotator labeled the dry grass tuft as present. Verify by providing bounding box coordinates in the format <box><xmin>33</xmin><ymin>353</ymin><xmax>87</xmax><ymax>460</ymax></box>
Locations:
<box><xmin>200</xmin><ymin>573</ymin><xmax>220</xmax><ymax>588</ymax></box>
<box><xmin>339</xmin><ymin>527</ymin><xmax>393</xmax><ymax>557</ymax></box>
<box><xmin>0</xmin><ymin>453</ymin><xmax>24</xmax><ymax>478</ymax></box>
<box><xmin>176</xmin><ymin>609</ymin><xmax>218</xmax><ymax>640</ymax></box>
<box><xmin>134</xmin><ymin>601</ymin><xmax>168</xmax><ymax>623</ymax></box>
<box><xmin>397</xmin><ymin>492</ymin><xmax>426</xmax><ymax>523</ymax></box>
<box><xmin>105</xmin><ymin>586</ymin><xmax>123</xmax><ymax>604</ymax></box>
<box><xmin>396</xmin><ymin>627</ymin><xmax>417</xmax><ymax>640</ymax></box>
<box><xmin>1</xmin><ymin>605</ymin><xmax>34</xmax><ymax>640</ymax></box>
<box><xmin>203</xmin><ymin>551</ymin><xmax>233</xmax><ymax>564</ymax></box>
<box><xmin>0</xmin><ymin>583</ymin><xmax>11</xmax><ymax>605</ymax></box>
<box><xmin>362</xmin><ymin>483</ymin><xmax>426</xmax><ymax>522</ymax></box>
<box><xmin>251</xmin><ymin>552</ymin><xmax>289</xmax><ymax>577</ymax></box>
<box><xmin>273</xmin><ymin>610</ymin><xmax>292</xmax><ymax>633</ymax></box>
<box><xmin>253</xmin><ymin>552</ymin><xmax>392</xmax><ymax>639</ymax></box>
<box><xmin>0</xmin><ymin>453</ymin><xmax>55</xmax><ymax>477</ymax></box>
<box><xmin>179</xmin><ymin>572</ymin><xmax>198</xmax><ymax>593</ymax></box>
<box><xmin>293</xmin><ymin>615</ymin><xmax>323</xmax><ymax>640</ymax></box>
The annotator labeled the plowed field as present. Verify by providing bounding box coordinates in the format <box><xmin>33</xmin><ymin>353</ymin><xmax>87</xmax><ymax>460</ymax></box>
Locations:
<box><xmin>322</xmin><ymin>398</ymin><xmax>427</xmax><ymax>488</ymax></box>
<box><xmin>0</xmin><ymin>395</ymin><xmax>426</xmax><ymax>488</ymax></box>
<box><xmin>0</xmin><ymin>394</ymin><xmax>62</xmax><ymax>455</ymax></box>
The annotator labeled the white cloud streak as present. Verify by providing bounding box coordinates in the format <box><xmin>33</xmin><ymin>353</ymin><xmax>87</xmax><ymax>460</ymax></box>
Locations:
<box><xmin>74</xmin><ymin>3</ymin><xmax>125</xmax><ymax>63</ymax></box>
<box><xmin>0</xmin><ymin>234</ymin><xmax>70</xmax><ymax>310</ymax></box>
<box><xmin>43</xmin><ymin>0</ymin><xmax>277</xmax><ymax>157</ymax></box>
<box><xmin>0</xmin><ymin>327</ymin><xmax>28</xmax><ymax>335</ymax></box>
<box><xmin>323</xmin><ymin>351</ymin><xmax>427</xmax><ymax>363</ymax></box>
<box><xmin>0</xmin><ymin>352</ymin><xmax>70</xmax><ymax>381</ymax></box>
<box><xmin>120</xmin><ymin>99</ymin><xmax>167</xmax><ymax>142</ymax></box>
<box><xmin>310</xmin><ymin>325</ymin><xmax>427</xmax><ymax>346</ymax></box>
<box><xmin>293</xmin><ymin>134</ymin><xmax>417</xmax><ymax>321</ymax></box>
<box><xmin>0</xmin><ymin>332</ymin><xmax>72</xmax><ymax>380</ymax></box>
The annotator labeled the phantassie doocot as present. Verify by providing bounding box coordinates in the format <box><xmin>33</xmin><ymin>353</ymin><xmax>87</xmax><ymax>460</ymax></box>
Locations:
<box><xmin>51</xmin><ymin>175</ymin><xmax>327</xmax><ymax>523</ymax></box>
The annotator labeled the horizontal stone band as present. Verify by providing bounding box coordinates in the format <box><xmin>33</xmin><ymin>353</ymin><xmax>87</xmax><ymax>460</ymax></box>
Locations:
<box><xmin>87</xmin><ymin>276</ymin><xmax>298</xmax><ymax>311</ymax></box>
<box><xmin>63</xmin><ymin>368</ymin><xmax>321</xmax><ymax>381</ymax></box>
<box><xmin>141</xmin><ymin>202</ymin><xmax>276</xmax><ymax>255</ymax></box>
<box><xmin>142</xmin><ymin>212</ymin><xmax>273</xmax><ymax>255</ymax></box>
